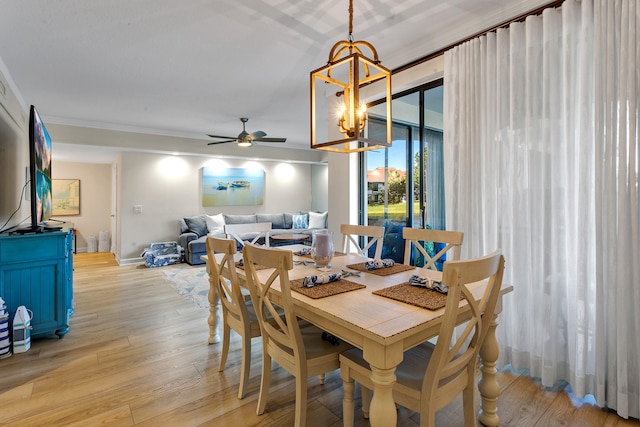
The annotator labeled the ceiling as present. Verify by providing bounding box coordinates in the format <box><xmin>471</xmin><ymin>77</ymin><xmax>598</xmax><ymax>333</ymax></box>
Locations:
<box><xmin>0</xmin><ymin>0</ymin><xmax>552</xmax><ymax>163</ymax></box>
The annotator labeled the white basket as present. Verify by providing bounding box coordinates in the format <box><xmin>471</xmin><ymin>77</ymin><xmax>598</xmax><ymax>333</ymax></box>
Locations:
<box><xmin>87</xmin><ymin>235</ymin><xmax>97</xmax><ymax>252</ymax></box>
<box><xmin>98</xmin><ymin>231</ymin><xmax>110</xmax><ymax>252</ymax></box>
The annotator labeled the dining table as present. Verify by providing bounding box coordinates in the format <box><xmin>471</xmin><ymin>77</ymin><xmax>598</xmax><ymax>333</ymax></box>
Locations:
<box><xmin>202</xmin><ymin>245</ymin><xmax>512</xmax><ymax>427</ymax></box>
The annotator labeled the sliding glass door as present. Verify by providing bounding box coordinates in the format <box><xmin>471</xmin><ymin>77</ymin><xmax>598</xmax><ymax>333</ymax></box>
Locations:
<box><xmin>362</xmin><ymin>80</ymin><xmax>444</xmax><ymax>261</ymax></box>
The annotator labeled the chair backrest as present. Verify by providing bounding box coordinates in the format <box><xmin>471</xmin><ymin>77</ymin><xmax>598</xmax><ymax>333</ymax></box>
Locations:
<box><xmin>224</xmin><ymin>222</ymin><xmax>272</xmax><ymax>247</ymax></box>
<box><xmin>205</xmin><ymin>236</ymin><xmax>249</xmax><ymax>331</ymax></box>
<box><xmin>242</xmin><ymin>244</ymin><xmax>306</xmax><ymax>363</ymax></box>
<box><xmin>422</xmin><ymin>250</ymin><xmax>505</xmax><ymax>402</ymax></box>
<box><xmin>340</xmin><ymin>224</ymin><xmax>385</xmax><ymax>259</ymax></box>
<box><xmin>402</xmin><ymin>227</ymin><xmax>464</xmax><ymax>270</ymax></box>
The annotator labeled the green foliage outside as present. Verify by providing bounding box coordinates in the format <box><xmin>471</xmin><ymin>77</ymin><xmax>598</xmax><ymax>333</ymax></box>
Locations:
<box><xmin>368</xmin><ymin>202</ymin><xmax>421</xmax><ymax>219</ymax></box>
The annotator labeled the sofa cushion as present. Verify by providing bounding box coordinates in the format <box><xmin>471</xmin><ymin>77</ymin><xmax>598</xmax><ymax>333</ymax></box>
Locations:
<box><xmin>206</xmin><ymin>213</ymin><xmax>225</xmax><ymax>234</ymax></box>
<box><xmin>292</xmin><ymin>213</ymin><xmax>308</xmax><ymax>229</ymax></box>
<box><xmin>308</xmin><ymin>211</ymin><xmax>328</xmax><ymax>229</ymax></box>
<box><xmin>256</xmin><ymin>213</ymin><xmax>286</xmax><ymax>229</ymax></box>
<box><xmin>184</xmin><ymin>215</ymin><xmax>208</xmax><ymax>237</ymax></box>
<box><xmin>188</xmin><ymin>235</ymin><xmax>207</xmax><ymax>256</ymax></box>
<box><xmin>284</xmin><ymin>213</ymin><xmax>296</xmax><ymax>229</ymax></box>
<box><xmin>223</xmin><ymin>214</ymin><xmax>257</xmax><ymax>224</ymax></box>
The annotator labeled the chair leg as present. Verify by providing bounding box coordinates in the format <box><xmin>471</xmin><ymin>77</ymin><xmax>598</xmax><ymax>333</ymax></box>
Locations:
<box><xmin>340</xmin><ymin>369</ymin><xmax>355</xmax><ymax>427</ymax></box>
<box><xmin>294</xmin><ymin>374</ymin><xmax>308</xmax><ymax>427</ymax></box>
<box><xmin>420</xmin><ymin>407</ymin><xmax>437</xmax><ymax>427</ymax></box>
<box><xmin>218</xmin><ymin>323</ymin><xmax>230</xmax><ymax>372</ymax></box>
<box><xmin>256</xmin><ymin>350</ymin><xmax>271</xmax><ymax>416</ymax></box>
<box><xmin>237</xmin><ymin>332</ymin><xmax>251</xmax><ymax>399</ymax></box>
<box><xmin>318</xmin><ymin>373</ymin><xmax>326</xmax><ymax>385</ymax></box>
<box><xmin>361</xmin><ymin>385</ymin><xmax>371</xmax><ymax>419</ymax></box>
<box><xmin>462</xmin><ymin>373</ymin><xmax>478</xmax><ymax>427</ymax></box>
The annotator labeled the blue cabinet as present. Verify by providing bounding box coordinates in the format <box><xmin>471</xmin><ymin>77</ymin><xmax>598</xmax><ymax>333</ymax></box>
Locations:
<box><xmin>0</xmin><ymin>229</ymin><xmax>73</xmax><ymax>338</ymax></box>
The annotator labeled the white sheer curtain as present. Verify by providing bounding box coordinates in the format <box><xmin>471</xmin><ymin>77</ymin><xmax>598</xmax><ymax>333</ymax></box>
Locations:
<box><xmin>443</xmin><ymin>0</ymin><xmax>639</xmax><ymax>419</ymax></box>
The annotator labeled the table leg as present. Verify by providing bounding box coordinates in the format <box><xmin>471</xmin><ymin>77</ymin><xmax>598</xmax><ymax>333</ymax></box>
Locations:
<box><xmin>207</xmin><ymin>260</ymin><xmax>221</xmax><ymax>344</ymax></box>
<box><xmin>368</xmin><ymin>366</ymin><xmax>398</xmax><ymax>427</ymax></box>
<box><xmin>478</xmin><ymin>314</ymin><xmax>500</xmax><ymax>426</ymax></box>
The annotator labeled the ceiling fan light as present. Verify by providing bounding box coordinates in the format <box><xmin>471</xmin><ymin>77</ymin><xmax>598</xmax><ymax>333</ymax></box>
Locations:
<box><xmin>237</xmin><ymin>140</ymin><xmax>252</xmax><ymax>147</ymax></box>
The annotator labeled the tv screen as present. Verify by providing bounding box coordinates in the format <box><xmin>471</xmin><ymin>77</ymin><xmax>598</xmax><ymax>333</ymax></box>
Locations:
<box><xmin>28</xmin><ymin>105</ymin><xmax>53</xmax><ymax>230</ymax></box>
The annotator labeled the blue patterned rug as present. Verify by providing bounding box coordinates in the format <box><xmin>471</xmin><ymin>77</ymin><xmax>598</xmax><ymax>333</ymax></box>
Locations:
<box><xmin>162</xmin><ymin>265</ymin><xmax>210</xmax><ymax>310</ymax></box>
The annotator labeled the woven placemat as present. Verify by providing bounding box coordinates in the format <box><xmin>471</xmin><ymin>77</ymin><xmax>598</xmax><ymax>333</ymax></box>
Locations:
<box><xmin>345</xmin><ymin>262</ymin><xmax>415</xmax><ymax>276</ymax></box>
<box><xmin>373</xmin><ymin>283</ymin><xmax>454</xmax><ymax>310</ymax></box>
<box><xmin>290</xmin><ymin>278</ymin><xmax>365</xmax><ymax>299</ymax></box>
<box><xmin>235</xmin><ymin>262</ymin><xmax>270</xmax><ymax>271</ymax></box>
<box><xmin>295</xmin><ymin>251</ymin><xmax>347</xmax><ymax>259</ymax></box>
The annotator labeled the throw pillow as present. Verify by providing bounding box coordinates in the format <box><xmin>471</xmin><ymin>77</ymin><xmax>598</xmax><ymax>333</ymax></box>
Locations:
<box><xmin>184</xmin><ymin>215</ymin><xmax>208</xmax><ymax>237</ymax></box>
<box><xmin>206</xmin><ymin>213</ymin><xmax>225</xmax><ymax>234</ymax></box>
<box><xmin>292</xmin><ymin>214</ymin><xmax>308</xmax><ymax>229</ymax></box>
<box><xmin>308</xmin><ymin>211</ymin><xmax>328</xmax><ymax>229</ymax></box>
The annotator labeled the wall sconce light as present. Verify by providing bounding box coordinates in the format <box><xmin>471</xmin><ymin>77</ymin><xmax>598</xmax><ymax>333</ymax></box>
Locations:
<box><xmin>310</xmin><ymin>0</ymin><xmax>392</xmax><ymax>153</ymax></box>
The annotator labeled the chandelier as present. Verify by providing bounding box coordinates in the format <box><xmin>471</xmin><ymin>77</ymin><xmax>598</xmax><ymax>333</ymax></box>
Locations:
<box><xmin>310</xmin><ymin>0</ymin><xmax>392</xmax><ymax>153</ymax></box>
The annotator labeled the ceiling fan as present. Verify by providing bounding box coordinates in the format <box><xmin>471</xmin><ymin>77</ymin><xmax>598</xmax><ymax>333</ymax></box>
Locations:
<box><xmin>207</xmin><ymin>117</ymin><xmax>287</xmax><ymax>147</ymax></box>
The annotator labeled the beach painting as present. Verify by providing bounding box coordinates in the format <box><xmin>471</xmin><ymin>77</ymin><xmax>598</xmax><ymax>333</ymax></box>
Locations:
<box><xmin>52</xmin><ymin>179</ymin><xmax>80</xmax><ymax>215</ymax></box>
<box><xmin>201</xmin><ymin>167</ymin><xmax>265</xmax><ymax>206</ymax></box>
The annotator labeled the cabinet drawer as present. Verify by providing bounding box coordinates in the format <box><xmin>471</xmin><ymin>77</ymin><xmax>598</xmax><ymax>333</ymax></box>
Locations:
<box><xmin>0</xmin><ymin>234</ymin><xmax>64</xmax><ymax>263</ymax></box>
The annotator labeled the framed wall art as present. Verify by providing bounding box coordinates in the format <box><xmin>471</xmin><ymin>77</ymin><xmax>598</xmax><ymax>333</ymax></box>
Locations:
<box><xmin>201</xmin><ymin>167</ymin><xmax>264</xmax><ymax>207</ymax></box>
<box><xmin>52</xmin><ymin>179</ymin><xmax>81</xmax><ymax>216</ymax></box>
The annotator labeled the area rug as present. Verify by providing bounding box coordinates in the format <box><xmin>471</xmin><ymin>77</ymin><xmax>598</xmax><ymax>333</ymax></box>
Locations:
<box><xmin>162</xmin><ymin>265</ymin><xmax>210</xmax><ymax>310</ymax></box>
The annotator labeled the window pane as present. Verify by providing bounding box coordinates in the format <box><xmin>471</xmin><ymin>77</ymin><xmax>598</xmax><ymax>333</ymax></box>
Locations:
<box><xmin>362</xmin><ymin>81</ymin><xmax>443</xmax><ymax>263</ymax></box>
<box><xmin>366</xmin><ymin>118</ymin><xmax>408</xmax><ymax>227</ymax></box>
<box><xmin>423</xmin><ymin>85</ymin><xmax>445</xmax><ymax>230</ymax></box>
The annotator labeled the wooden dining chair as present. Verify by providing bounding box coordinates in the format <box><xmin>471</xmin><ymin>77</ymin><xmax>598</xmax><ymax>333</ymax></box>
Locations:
<box><xmin>403</xmin><ymin>227</ymin><xmax>464</xmax><ymax>270</ymax></box>
<box><xmin>340</xmin><ymin>224</ymin><xmax>385</xmax><ymax>259</ymax></box>
<box><xmin>340</xmin><ymin>250</ymin><xmax>505</xmax><ymax>427</ymax></box>
<box><xmin>242</xmin><ymin>243</ymin><xmax>352</xmax><ymax>427</ymax></box>
<box><xmin>205</xmin><ymin>236</ymin><xmax>262</xmax><ymax>399</ymax></box>
<box><xmin>224</xmin><ymin>222</ymin><xmax>272</xmax><ymax>248</ymax></box>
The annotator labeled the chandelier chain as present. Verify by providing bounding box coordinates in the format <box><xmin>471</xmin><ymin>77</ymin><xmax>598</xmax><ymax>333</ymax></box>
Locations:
<box><xmin>348</xmin><ymin>0</ymin><xmax>354</xmax><ymax>40</ymax></box>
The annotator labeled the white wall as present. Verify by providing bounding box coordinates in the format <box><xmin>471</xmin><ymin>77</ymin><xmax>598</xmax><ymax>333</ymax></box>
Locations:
<box><xmin>116</xmin><ymin>151</ymin><xmax>323</xmax><ymax>262</ymax></box>
<box><xmin>0</xmin><ymin>106</ymin><xmax>28</xmax><ymax>230</ymax></box>
<box><xmin>0</xmin><ymin>58</ymin><xmax>29</xmax><ymax>231</ymax></box>
<box><xmin>311</xmin><ymin>164</ymin><xmax>329</xmax><ymax>212</ymax></box>
<box><xmin>51</xmin><ymin>161</ymin><xmax>111</xmax><ymax>251</ymax></box>
<box><xmin>324</xmin><ymin>152</ymin><xmax>360</xmax><ymax>249</ymax></box>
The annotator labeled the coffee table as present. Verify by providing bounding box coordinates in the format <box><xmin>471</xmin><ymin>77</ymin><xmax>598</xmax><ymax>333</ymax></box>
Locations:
<box><xmin>270</xmin><ymin>233</ymin><xmax>310</xmax><ymax>245</ymax></box>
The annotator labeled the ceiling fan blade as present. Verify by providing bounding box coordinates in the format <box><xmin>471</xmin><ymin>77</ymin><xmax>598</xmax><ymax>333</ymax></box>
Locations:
<box><xmin>207</xmin><ymin>134</ymin><xmax>237</xmax><ymax>139</ymax></box>
<box><xmin>249</xmin><ymin>131</ymin><xmax>267</xmax><ymax>140</ymax></box>
<box><xmin>207</xmin><ymin>139</ymin><xmax>236</xmax><ymax>145</ymax></box>
<box><xmin>254</xmin><ymin>137</ymin><xmax>287</xmax><ymax>143</ymax></box>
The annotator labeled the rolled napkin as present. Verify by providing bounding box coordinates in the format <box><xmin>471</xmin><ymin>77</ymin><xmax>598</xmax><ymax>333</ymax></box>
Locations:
<box><xmin>294</xmin><ymin>247</ymin><xmax>312</xmax><ymax>256</ymax></box>
<box><xmin>302</xmin><ymin>272</ymin><xmax>342</xmax><ymax>288</ymax></box>
<box><xmin>364</xmin><ymin>258</ymin><xmax>395</xmax><ymax>270</ymax></box>
<box><xmin>408</xmin><ymin>275</ymin><xmax>449</xmax><ymax>294</ymax></box>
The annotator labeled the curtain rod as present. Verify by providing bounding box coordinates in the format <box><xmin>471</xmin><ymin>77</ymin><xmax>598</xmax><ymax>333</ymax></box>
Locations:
<box><xmin>392</xmin><ymin>0</ymin><xmax>564</xmax><ymax>74</ymax></box>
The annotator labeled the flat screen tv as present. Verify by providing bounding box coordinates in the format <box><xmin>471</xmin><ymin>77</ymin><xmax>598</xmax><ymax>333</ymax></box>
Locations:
<box><xmin>17</xmin><ymin>105</ymin><xmax>54</xmax><ymax>233</ymax></box>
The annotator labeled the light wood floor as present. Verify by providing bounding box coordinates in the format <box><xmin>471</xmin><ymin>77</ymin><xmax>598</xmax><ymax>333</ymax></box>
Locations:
<box><xmin>0</xmin><ymin>252</ymin><xmax>637</xmax><ymax>426</ymax></box>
